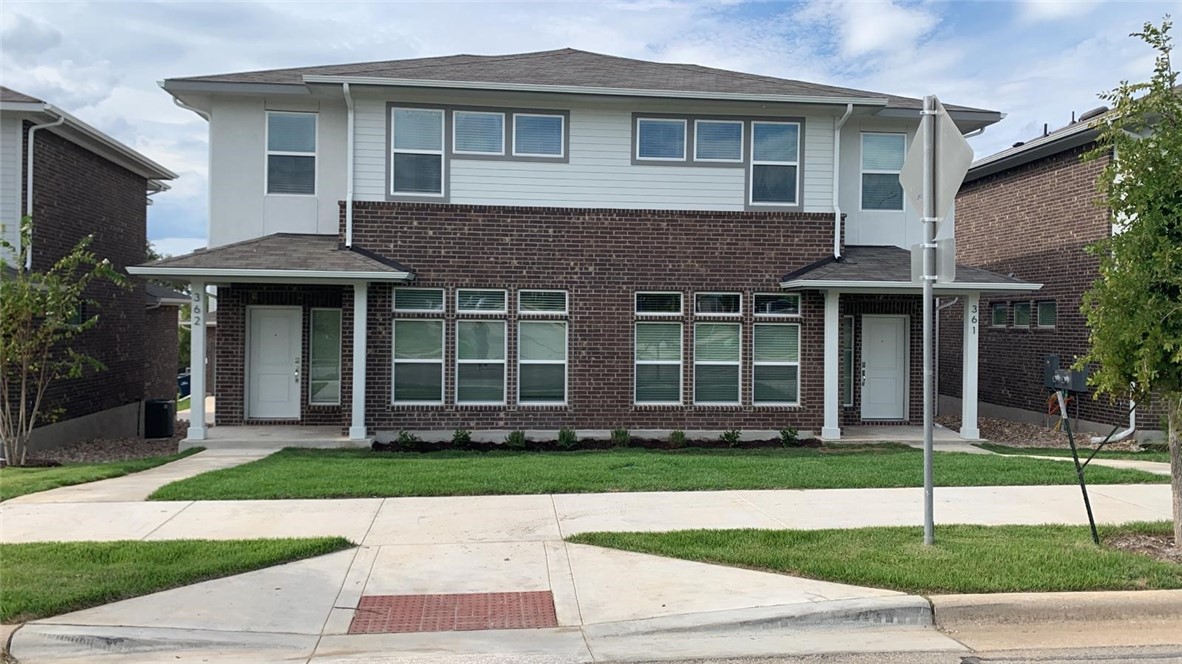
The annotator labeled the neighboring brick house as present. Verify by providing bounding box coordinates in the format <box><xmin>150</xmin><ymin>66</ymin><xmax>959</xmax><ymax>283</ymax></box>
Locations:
<box><xmin>0</xmin><ymin>86</ymin><xmax>182</xmax><ymax>450</ymax></box>
<box><xmin>131</xmin><ymin>49</ymin><xmax>1038</xmax><ymax>445</ymax></box>
<box><xmin>938</xmin><ymin>113</ymin><xmax>1164</xmax><ymax>439</ymax></box>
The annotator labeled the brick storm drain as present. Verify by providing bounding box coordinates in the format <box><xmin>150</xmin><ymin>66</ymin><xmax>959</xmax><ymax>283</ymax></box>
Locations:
<box><xmin>347</xmin><ymin>591</ymin><xmax>559</xmax><ymax>634</ymax></box>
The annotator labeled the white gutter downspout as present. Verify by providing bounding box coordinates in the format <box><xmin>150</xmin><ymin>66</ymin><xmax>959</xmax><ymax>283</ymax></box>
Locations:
<box><xmin>832</xmin><ymin>104</ymin><xmax>854</xmax><ymax>259</ymax></box>
<box><xmin>1093</xmin><ymin>398</ymin><xmax>1136</xmax><ymax>444</ymax></box>
<box><xmin>343</xmin><ymin>82</ymin><xmax>355</xmax><ymax>247</ymax></box>
<box><xmin>24</xmin><ymin>110</ymin><xmax>67</xmax><ymax>269</ymax></box>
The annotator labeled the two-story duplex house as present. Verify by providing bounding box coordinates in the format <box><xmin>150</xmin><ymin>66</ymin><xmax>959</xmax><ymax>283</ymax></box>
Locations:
<box><xmin>130</xmin><ymin>49</ymin><xmax>1038</xmax><ymax>445</ymax></box>
<box><xmin>1</xmin><ymin>86</ymin><xmax>182</xmax><ymax>451</ymax></box>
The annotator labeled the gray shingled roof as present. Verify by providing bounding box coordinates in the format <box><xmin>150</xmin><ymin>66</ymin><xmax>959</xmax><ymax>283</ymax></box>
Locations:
<box><xmin>782</xmin><ymin>245</ymin><xmax>1033</xmax><ymax>286</ymax></box>
<box><xmin>171</xmin><ymin>48</ymin><xmax>991</xmax><ymax>113</ymax></box>
<box><xmin>135</xmin><ymin>233</ymin><xmax>414</xmax><ymax>275</ymax></box>
<box><xmin>145</xmin><ymin>282</ymin><xmax>188</xmax><ymax>306</ymax></box>
<box><xmin>0</xmin><ymin>86</ymin><xmax>43</xmax><ymax>104</ymax></box>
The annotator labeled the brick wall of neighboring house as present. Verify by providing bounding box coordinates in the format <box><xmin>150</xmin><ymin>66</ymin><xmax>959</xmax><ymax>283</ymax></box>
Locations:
<box><xmin>939</xmin><ymin>143</ymin><xmax>1165</xmax><ymax>429</ymax></box>
<box><xmin>24</xmin><ymin>123</ymin><xmax>149</xmax><ymax>427</ymax></box>
<box><xmin>143</xmin><ymin>305</ymin><xmax>179</xmax><ymax>400</ymax></box>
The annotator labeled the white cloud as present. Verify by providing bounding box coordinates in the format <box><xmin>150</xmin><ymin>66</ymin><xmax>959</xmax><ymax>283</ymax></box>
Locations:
<box><xmin>800</xmin><ymin>0</ymin><xmax>939</xmax><ymax>59</ymax></box>
<box><xmin>150</xmin><ymin>237</ymin><xmax>207</xmax><ymax>258</ymax></box>
<box><xmin>1017</xmin><ymin>0</ymin><xmax>1103</xmax><ymax>23</ymax></box>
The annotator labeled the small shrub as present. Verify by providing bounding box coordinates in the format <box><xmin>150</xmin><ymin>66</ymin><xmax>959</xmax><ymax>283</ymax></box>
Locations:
<box><xmin>452</xmin><ymin>428</ymin><xmax>472</xmax><ymax>448</ymax></box>
<box><xmin>780</xmin><ymin>426</ymin><xmax>800</xmax><ymax>447</ymax></box>
<box><xmin>720</xmin><ymin>429</ymin><xmax>742</xmax><ymax>447</ymax></box>
<box><xmin>610</xmin><ymin>427</ymin><xmax>630</xmax><ymax>446</ymax></box>
<box><xmin>505</xmin><ymin>430</ymin><xmax>528</xmax><ymax>450</ymax></box>
<box><xmin>396</xmin><ymin>430</ymin><xmax>421</xmax><ymax>450</ymax></box>
<box><xmin>669</xmin><ymin>429</ymin><xmax>687</xmax><ymax>448</ymax></box>
<box><xmin>557</xmin><ymin>427</ymin><xmax>579</xmax><ymax>450</ymax></box>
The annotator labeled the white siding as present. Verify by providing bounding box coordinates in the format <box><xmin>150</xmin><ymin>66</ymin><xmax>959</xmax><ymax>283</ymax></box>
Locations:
<box><xmin>0</xmin><ymin>114</ymin><xmax>23</xmax><ymax>260</ymax></box>
<box><xmin>840</xmin><ymin>116</ymin><xmax>922</xmax><ymax>249</ymax></box>
<box><xmin>802</xmin><ymin>115</ymin><xmax>834</xmax><ymax>213</ymax></box>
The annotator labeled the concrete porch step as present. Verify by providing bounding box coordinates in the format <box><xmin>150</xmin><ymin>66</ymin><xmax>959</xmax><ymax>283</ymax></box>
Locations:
<box><xmin>181</xmin><ymin>426</ymin><xmax>372</xmax><ymax>452</ymax></box>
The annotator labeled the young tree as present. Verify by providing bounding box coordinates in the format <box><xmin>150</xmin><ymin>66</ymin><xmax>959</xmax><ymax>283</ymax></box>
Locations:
<box><xmin>0</xmin><ymin>217</ymin><xmax>127</xmax><ymax>465</ymax></box>
<box><xmin>1082</xmin><ymin>17</ymin><xmax>1182</xmax><ymax>547</ymax></box>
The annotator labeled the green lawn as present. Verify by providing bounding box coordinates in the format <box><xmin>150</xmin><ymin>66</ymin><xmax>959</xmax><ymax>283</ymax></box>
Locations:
<box><xmin>568</xmin><ymin>522</ymin><xmax>1182</xmax><ymax>595</ymax></box>
<box><xmin>176</xmin><ymin>395</ymin><xmax>191</xmax><ymax>411</ymax></box>
<box><xmin>978</xmin><ymin>443</ymin><xmax>1170</xmax><ymax>464</ymax></box>
<box><xmin>0</xmin><ymin>537</ymin><xmax>353</xmax><ymax>623</ymax></box>
<box><xmin>0</xmin><ymin>448</ymin><xmax>202</xmax><ymax>502</ymax></box>
<box><xmin>148</xmin><ymin>445</ymin><xmax>1167</xmax><ymax>501</ymax></box>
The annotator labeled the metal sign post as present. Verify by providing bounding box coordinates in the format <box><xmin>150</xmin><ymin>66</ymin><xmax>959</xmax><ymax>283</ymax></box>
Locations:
<box><xmin>920</xmin><ymin>95</ymin><xmax>937</xmax><ymax>546</ymax></box>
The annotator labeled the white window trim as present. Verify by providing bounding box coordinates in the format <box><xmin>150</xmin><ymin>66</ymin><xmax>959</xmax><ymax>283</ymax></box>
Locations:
<box><xmin>391</xmin><ymin>318</ymin><xmax>445</xmax><ymax>405</ymax></box>
<box><xmin>635</xmin><ymin>291</ymin><xmax>683</xmax><ymax>316</ymax></box>
<box><xmin>391</xmin><ymin>107</ymin><xmax>446</xmax><ymax>197</ymax></box>
<box><xmin>693</xmin><ymin>292</ymin><xmax>743</xmax><ymax>317</ymax></box>
<box><xmin>1013</xmin><ymin>301</ymin><xmax>1032</xmax><ymax>327</ymax></box>
<box><xmin>512</xmin><ymin>112</ymin><xmax>565</xmax><ymax>158</ymax></box>
<box><xmin>636</xmin><ymin>117</ymin><xmax>688</xmax><ymax>162</ymax></box>
<box><xmin>693</xmin><ymin>119</ymin><xmax>744</xmax><ymax>163</ymax></box>
<box><xmin>518</xmin><ymin>320</ymin><xmax>568</xmax><ymax>406</ymax></box>
<box><xmin>518</xmin><ymin>289</ymin><xmax>569</xmax><ymax>316</ymax></box>
<box><xmin>859</xmin><ymin>132</ymin><xmax>906</xmax><ymax>212</ymax></box>
<box><xmin>308</xmin><ymin>308</ymin><xmax>342</xmax><ymax>406</ymax></box>
<box><xmin>456</xmin><ymin>319</ymin><xmax>508</xmax><ymax>405</ymax></box>
<box><xmin>749</xmin><ymin>121</ymin><xmax>801</xmax><ymax>206</ymax></box>
<box><xmin>752</xmin><ymin>322</ymin><xmax>801</xmax><ymax>407</ymax></box>
<box><xmin>393</xmin><ymin>287</ymin><xmax>446</xmax><ymax>314</ymax></box>
<box><xmin>991</xmin><ymin>302</ymin><xmax>1008</xmax><ymax>328</ymax></box>
<box><xmin>456</xmin><ymin>288</ymin><xmax>508</xmax><ymax>315</ymax></box>
<box><xmin>634</xmin><ymin>321</ymin><xmax>683</xmax><ymax>406</ymax></box>
<box><xmin>452</xmin><ymin>110</ymin><xmax>506</xmax><ymax>156</ymax></box>
<box><xmin>1037</xmin><ymin>301</ymin><xmax>1057</xmax><ymax>328</ymax></box>
<box><xmin>841</xmin><ymin>315</ymin><xmax>854</xmax><ymax>408</ymax></box>
<box><xmin>265</xmin><ymin>110</ymin><xmax>317</xmax><ymax>197</ymax></box>
<box><xmin>693</xmin><ymin>322</ymin><xmax>741</xmax><ymax>405</ymax></box>
<box><xmin>753</xmin><ymin>292</ymin><xmax>802</xmax><ymax>317</ymax></box>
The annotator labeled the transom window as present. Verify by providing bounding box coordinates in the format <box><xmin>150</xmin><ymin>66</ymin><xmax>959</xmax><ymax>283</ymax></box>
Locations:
<box><xmin>636</xmin><ymin>292</ymin><xmax>682</xmax><ymax>315</ymax></box>
<box><xmin>519</xmin><ymin>321</ymin><xmax>567</xmax><ymax>404</ymax></box>
<box><xmin>753</xmin><ymin>323</ymin><xmax>800</xmax><ymax>405</ymax></box>
<box><xmin>519</xmin><ymin>290</ymin><xmax>568</xmax><ymax>315</ymax></box>
<box><xmin>754</xmin><ymin>293</ymin><xmax>801</xmax><ymax>316</ymax></box>
<box><xmin>453</xmin><ymin>111</ymin><xmax>505</xmax><ymax>155</ymax></box>
<box><xmin>456</xmin><ymin>321</ymin><xmax>506</xmax><ymax>404</ymax></box>
<box><xmin>391</xmin><ymin>108</ymin><xmax>445</xmax><ymax>196</ymax></box>
<box><xmin>513</xmin><ymin>113</ymin><xmax>564</xmax><ymax>157</ymax></box>
<box><xmin>309</xmin><ymin>308</ymin><xmax>341</xmax><ymax>405</ymax></box>
<box><xmin>861</xmin><ymin>133</ymin><xmax>906</xmax><ymax>211</ymax></box>
<box><xmin>694</xmin><ymin>120</ymin><xmax>743</xmax><ymax>162</ymax></box>
<box><xmin>392</xmin><ymin>319</ymin><xmax>444</xmax><ymax>404</ymax></box>
<box><xmin>636</xmin><ymin>118</ymin><xmax>687</xmax><ymax>160</ymax></box>
<box><xmin>266</xmin><ymin>111</ymin><xmax>316</xmax><ymax>195</ymax></box>
<box><xmin>456</xmin><ymin>289</ymin><xmax>507</xmax><ymax>314</ymax></box>
<box><xmin>695</xmin><ymin>292</ymin><xmax>741</xmax><ymax>316</ymax></box>
<box><xmin>750</xmin><ymin>121</ymin><xmax>800</xmax><ymax>205</ymax></box>
<box><xmin>635</xmin><ymin>322</ymin><xmax>682</xmax><ymax>404</ymax></box>
<box><xmin>393</xmin><ymin>288</ymin><xmax>445</xmax><ymax>313</ymax></box>
<box><xmin>694</xmin><ymin>322</ymin><xmax>740</xmax><ymax>404</ymax></box>
<box><xmin>1013</xmin><ymin>301</ymin><xmax>1032</xmax><ymax>327</ymax></box>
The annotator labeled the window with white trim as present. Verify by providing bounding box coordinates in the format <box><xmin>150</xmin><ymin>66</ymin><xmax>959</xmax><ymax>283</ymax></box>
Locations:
<box><xmin>753</xmin><ymin>323</ymin><xmax>800</xmax><ymax>405</ymax></box>
<box><xmin>840</xmin><ymin>316</ymin><xmax>854</xmax><ymax>407</ymax></box>
<box><xmin>519</xmin><ymin>290</ymin><xmax>567</xmax><ymax>315</ymax></box>
<box><xmin>991</xmin><ymin>302</ymin><xmax>1007</xmax><ymax>327</ymax></box>
<box><xmin>695</xmin><ymin>292</ymin><xmax>741</xmax><ymax>316</ymax></box>
<box><xmin>754</xmin><ymin>293</ymin><xmax>800</xmax><ymax>316</ymax></box>
<box><xmin>393</xmin><ymin>288</ymin><xmax>445</xmax><ymax>313</ymax></box>
<box><xmin>513</xmin><ymin>113</ymin><xmax>564</xmax><ymax>157</ymax></box>
<box><xmin>457</xmin><ymin>289</ymin><xmax>507</xmax><ymax>314</ymax></box>
<box><xmin>453</xmin><ymin>111</ymin><xmax>505</xmax><ymax>155</ymax></box>
<box><xmin>519</xmin><ymin>321</ymin><xmax>567</xmax><ymax>404</ymax></box>
<box><xmin>861</xmin><ymin>133</ymin><xmax>906</xmax><ymax>211</ymax></box>
<box><xmin>392</xmin><ymin>319</ymin><xmax>444</xmax><ymax>404</ymax></box>
<box><xmin>1037</xmin><ymin>300</ymin><xmax>1057</xmax><ymax>328</ymax></box>
<box><xmin>266</xmin><ymin>111</ymin><xmax>316</xmax><ymax>195</ymax></box>
<box><xmin>750</xmin><ymin>121</ymin><xmax>799</xmax><ymax>205</ymax></box>
<box><xmin>694</xmin><ymin>322</ymin><xmax>740</xmax><ymax>404</ymax></box>
<box><xmin>1013</xmin><ymin>301</ymin><xmax>1032</xmax><ymax>327</ymax></box>
<box><xmin>636</xmin><ymin>118</ymin><xmax>687</xmax><ymax>160</ymax></box>
<box><xmin>635</xmin><ymin>322</ymin><xmax>682</xmax><ymax>404</ymax></box>
<box><xmin>309</xmin><ymin>308</ymin><xmax>341</xmax><ymax>405</ymax></box>
<box><xmin>391</xmin><ymin>108</ymin><xmax>445</xmax><ymax>196</ymax></box>
<box><xmin>694</xmin><ymin>120</ymin><xmax>743</xmax><ymax>162</ymax></box>
<box><xmin>635</xmin><ymin>292</ymin><xmax>682</xmax><ymax>315</ymax></box>
<box><xmin>456</xmin><ymin>320</ymin><xmax>506</xmax><ymax>404</ymax></box>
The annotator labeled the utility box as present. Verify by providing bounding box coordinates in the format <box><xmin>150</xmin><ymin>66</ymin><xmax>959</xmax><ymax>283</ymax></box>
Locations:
<box><xmin>145</xmin><ymin>399</ymin><xmax>176</xmax><ymax>439</ymax></box>
<box><xmin>1043</xmin><ymin>354</ymin><xmax>1089</xmax><ymax>392</ymax></box>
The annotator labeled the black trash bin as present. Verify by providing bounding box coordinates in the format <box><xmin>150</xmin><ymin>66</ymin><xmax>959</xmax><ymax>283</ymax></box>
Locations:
<box><xmin>145</xmin><ymin>399</ymin><xmax>176</xmax><ymax>439</ymax></box>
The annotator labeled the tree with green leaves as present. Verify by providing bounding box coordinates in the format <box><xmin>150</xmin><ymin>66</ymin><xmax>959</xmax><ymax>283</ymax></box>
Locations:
<box><xmin>0</xmin><ymin>217</ymin><xmax>127</xmax><ymax>465</ymax></box>
<box><xmin>1083</xmin><ymin>17</ymin><xmax>1182</xmax><ymax>547</ymax></box>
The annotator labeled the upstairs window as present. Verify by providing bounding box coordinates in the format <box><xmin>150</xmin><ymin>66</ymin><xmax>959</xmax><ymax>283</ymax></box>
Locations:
<box><xmin>453</xmin><ymin>111</ymin><xmax>505</xmax><ymax>155</ymax></box>
<box><xmin>391</xmin><ymin>108</ymin><xmax>445</xmax><ymax>196</ymax></box>
<box><xmin>991</xmin><ymin>302</ymin><xmax>1007</xmax><ymax>327</ymax></box>
<box><xmin>861</xmin><ymin>133</ymin><xmax>906</xmax><ymax>211</ymax></box>
<box><xmin>1013</xmin><ymin>301</ymin><xmax>1032</xmax><ymax>327</ymax></box>
<box><xmin>1037</xmin><ymin>301</ymin><xmax>1056</xmax><ymax>328</ymax></box>
<box><xmin>266</xmin><ymin>111</ymin><xmax>316</xmax><ymax>195</ymax></box>
<box><xmin>694</xmin><ymin>120</ymin><xmax>743</xmax><ymax>162</ymax></box>
<box><xmin>513</xmin><ymin>113</ymin><xmax>564</xmax><ymax>157</ymax></box>
<box><xmin>750</xmin><ymin>122</ymin><xmax>799</xmax><ymax>205</ymax></box>
<box><xmin>636</xmin><ymin>118</ymin><xmax>687</xmax><ymax>160</ymax></box>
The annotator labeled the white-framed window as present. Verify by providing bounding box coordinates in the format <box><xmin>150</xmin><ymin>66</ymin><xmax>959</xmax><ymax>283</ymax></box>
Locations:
<box><xmin>754</xmin><ymin>293</ymin><xmax>801</xmax><ymax>316</ymax></box>
<box><xmin>392</xmin><ymin>319</ymin><xmax>445</xmax><ymax>404</ymax></box>
<box><xmin>456</xmin><ymin>320</ymin><xmax>506</xmax><ymax>404</ymax></box>
<box><xmin>861</xmin><ymin>133</ymin><xmax>906</xmax><ymax>211</ymax></box>
<box><xmin>519</xmin><ymin>321</ymin><xmax>567</xmax><ymax>405</ymax></box>
<box><xmin>391</xmin><ymin>107</ymin><xmax>445</xmax><ymax>196</ymax></box>
<box><xmin>309</xmin><ymin>308</ymin><xmax>341</xmax><ymax>405</ymax></box>
<box><xmin>1037</xmin><ymin>300</ymin><xmax>1057</xmax><ymax>328</ymax></box>
<box><xmin>991</xmin><ymin>302</ymin><xmax>1007</xmax><ymax>327</ymax></box>
<box><xmin>840</xmin><ymin>316</ymin><xmax>854</xmax><ymax>407</ymax></box>
<box><xmin>513</xmin><ymin>113</ymin><xmax>564</xmax><ymax>157</ymax></box>
<box><xmin>456</xmin><ymin>289</ymin><xmax>507</xmax><ymax>314</ymax></box>
<box><xmin>694</xmin><ymin>322</ymin><xmax>740</xmax><ymax>404</ymax></box>
<box><xmin>453</xmin><ymin>110</ymin><xmax>505</xmax><ymax>155</ymax></box>
<box><xmin>635</xmin><ymin>322</ymin><xmax>682</xmax><ymax>404</ymax></box>
<box><xmin>694</xmin><ymin>292</ymin><xmax>741</xmax><ymax>316</ymax></box>
<box><xmin>266</xmin><ymin>111</ymin><xmax>316</xmax><ymax>195</ymax></box>
<box><xmin>753</xmin><ymin>323</ymin><xmax>800</xmax><ymax>406</ymax></box>
<box><xmin>636</xmin><ymin>118</ymin><xmax>687</xmax><ymax>161</ymax></box>
<box><xmin>635</xmin><ymin>291</ymin><xmax>682</xmax><ymax>316</ymax></box>
<box><xmin>519</xmin><ymin>290</ymin><xmax>568</xmax><ymax>315</ymax></box>
<box><xmin>393</xmin><ymin>288</ymin><xmax>445</xmax><ymax>313</ymax></box>
<box><xmin>694</xmin><ymin>119</ymin><xmax>743</xmax><ymax>162</ymax></box>
<box><xmin>750</xmin><ymin>121</ymin><xmax>799</xmax><ymax>205</ymax></box>
<box><xmin>1013</xmin><ymin>301</ymin><xmax>1032</xmax><ymax>327</ymax></box>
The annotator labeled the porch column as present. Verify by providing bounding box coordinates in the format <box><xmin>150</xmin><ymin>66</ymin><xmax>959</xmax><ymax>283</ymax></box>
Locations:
<box><xmin>960</xmin><ymin>293</ymin><xmax>981</xmax><ymax>440</ymax></box>
<box><xmin>822</xmin><ymin>289</ymin><xmax>841</xmax><ymax>440</ymax></box>
<box><xmin>187</xmin><ymin>281</ymin><xmax>207</xmax><ymax>441</ymax></box>
<box><xmin>349</xmin><ymin>281</ymin><xmax>368</xmax><ymax>440</ymax></box>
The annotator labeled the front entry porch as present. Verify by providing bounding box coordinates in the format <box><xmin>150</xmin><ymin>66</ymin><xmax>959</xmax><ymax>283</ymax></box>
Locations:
<box><xmin>178</xmin><ymin>425</ymin><xmax>372</xmax><ymax>452</ymax></box>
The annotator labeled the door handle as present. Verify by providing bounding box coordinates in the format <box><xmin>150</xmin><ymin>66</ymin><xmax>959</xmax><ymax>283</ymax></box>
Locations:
<box><xmin>294</xmin><ymin>368</ymin><xmax>300</xmax><ymax>383</ymax></box>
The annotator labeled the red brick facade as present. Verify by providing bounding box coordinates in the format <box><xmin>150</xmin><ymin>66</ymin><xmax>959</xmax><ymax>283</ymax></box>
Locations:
<box><xmin>143</xmin><ymin>306</ymin><xmax>179</xmax><ymax>400</ymax></box>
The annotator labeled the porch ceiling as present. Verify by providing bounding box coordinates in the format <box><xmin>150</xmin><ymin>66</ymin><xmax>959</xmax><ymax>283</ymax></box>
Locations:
<box><xmin>779</xmin><ymin>245</ymin><xmax>1041</xmax><ymax>293</ymax></box>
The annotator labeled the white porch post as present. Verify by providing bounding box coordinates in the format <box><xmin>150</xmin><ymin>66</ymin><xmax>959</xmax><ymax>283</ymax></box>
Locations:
<box><xmin>349</xmin><ymin>281</ymin><xmax>369</xmax><ymax>440</ymax></box>
<box><xmin>960</xmin><ymin>293</ymin><xmax>981</xmax><ymax>440</ymax></box>
<box><xmin>187</xmin><ymin>281</ymin><xmax>207</xmax><ymax>441</ymax></box>
<box><xmin>822</xmin><ymin>289</ymin><xmax>841</xmax><ymax>440</ymax></box>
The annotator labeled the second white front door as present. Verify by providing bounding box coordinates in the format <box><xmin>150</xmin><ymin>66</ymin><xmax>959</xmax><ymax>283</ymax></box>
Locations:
<box><xmin>248</xmin><ymin>306</ymin><xmax>302</xmax><ymax>420</ymax></box>
<box><xmin>861</xmin><ymin>315</ymin><xmax>907</xmax><ymax>420</ymax></box>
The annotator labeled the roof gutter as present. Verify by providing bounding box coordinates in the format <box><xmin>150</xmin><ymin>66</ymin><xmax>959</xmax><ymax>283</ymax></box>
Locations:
<box><xmin>778</xmin><ymin>278</ymin><xmax>1043</xmax><ymax>291</ymax></box>
<box><xmin>832</xmin><ymin>104</ymin><xmax>853</xmax><ymax>260</ymax></box>
<box><xmin>302</xmin><ymin>74</ymin><xmax>891</xmax><ymax>107</ymax></box>
<box><xmin>127</xmin><ymin>266</ymin><xmax>414</xmax><ymax>281</ymax></box>
<box><xmin>24</xmin><ymin>110</ymin><xmax>66</xmax><ymax>269</ymax></box>
<box><xmin>343</xmin><ymin>82</ymin><xmax>355</xmax><ymax>248</ymax></box>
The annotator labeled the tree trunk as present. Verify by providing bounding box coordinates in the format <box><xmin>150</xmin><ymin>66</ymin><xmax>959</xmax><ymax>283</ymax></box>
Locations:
<box><xmin>1171</xmin><ymin>393</ymin><xmax>1182</xmax><ymax>550</ymax></box>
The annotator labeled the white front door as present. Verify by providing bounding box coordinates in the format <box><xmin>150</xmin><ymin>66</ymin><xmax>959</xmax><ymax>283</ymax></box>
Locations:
<box><xmin>861</xmin><ymin>315</ymin><xmax>907</xmax><ymax>420</ymax></box>
<box><xmin>248</xmin><ymin>307</ymin><xmax>302</xmax><ymax>419</ymax></box>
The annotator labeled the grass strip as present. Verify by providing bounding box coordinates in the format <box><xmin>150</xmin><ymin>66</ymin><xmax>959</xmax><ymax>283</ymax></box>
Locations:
<box><xmin>978</xmin><ymin>443</ymin><xmax>1169</xmax><ymax>464</ymax></box>
<box><xmin>1</xmin><ymin>448</ymin><xmax>203</xmax><ymax>502</ymax></box>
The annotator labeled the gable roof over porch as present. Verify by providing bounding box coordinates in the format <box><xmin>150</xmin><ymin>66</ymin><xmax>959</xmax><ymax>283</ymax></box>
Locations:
<box><xmin>779</xmin><ymin>245</ymin><xmax>1040</xmax><ymax>293</ymax></box>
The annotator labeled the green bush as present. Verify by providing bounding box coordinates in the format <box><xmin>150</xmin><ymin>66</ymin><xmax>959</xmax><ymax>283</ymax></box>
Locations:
<box><xmin>610</xmin><ymin>428</ymin><xmax>630</xmax><ymax>446</ymax></box>
<box><xmin>396</xmin><ymin>430</ymin><xmax>421</xmax><ymax>450</ymax></box>
<box><xmin>669</xmin><ymin>429</ymin><xmax>687</xmax><ymax>448</ymax></box>
<box><xmin>505</xmin><ymin>430</ymin><xmax>528</xmax><ymax>450</ymax></box>
<box><xmin>780</xmin><ymin>426</ymin><xmax>800</xmax><ymax>447</ymax></box>
<box><xmin>720</xmin><ymin>429</ymin><xmax>742</xmax><ymax>447</ymax></box>
<box><xmin>557</xmin><ymin>428</ymin><xmax>579</xmax><ymax>449</ymax></box>
<box><xmin>452</xmin><ymin>429</ymin><xmax>472</xmax><ymax>448</ymax></box>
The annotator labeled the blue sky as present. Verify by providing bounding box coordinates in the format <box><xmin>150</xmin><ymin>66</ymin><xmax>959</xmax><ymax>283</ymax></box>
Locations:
<box><xmin>1</xmin><ymin>0</ymin><xmax>1177</xmax><ymax>256</ymax></box>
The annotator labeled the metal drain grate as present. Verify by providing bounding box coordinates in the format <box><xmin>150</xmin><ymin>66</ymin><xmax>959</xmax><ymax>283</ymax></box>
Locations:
<box><xmin>348</xmin><ymin>591</ymin><xmax>559</xmax><ymax>634</ymax></box>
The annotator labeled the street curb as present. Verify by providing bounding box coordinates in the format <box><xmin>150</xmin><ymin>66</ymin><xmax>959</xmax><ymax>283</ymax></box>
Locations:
<box><xmin>9</xmin><ymin>624</ymin><xmax>319</xmax><ymax>661</ymax></box>
<box><xmin>928</xmin><ymin>589</ymin><xmax>1182</xmax><ymax>631</ymax></box>
<box><xmin>0</xmin><ymin>624</ymin><xmax>22</xmax><ymax>657</ymax></box>
<box><xmin>583</xmin><ymin>596</ymin><xmax>933</xmax><ymax>638</ymax></box>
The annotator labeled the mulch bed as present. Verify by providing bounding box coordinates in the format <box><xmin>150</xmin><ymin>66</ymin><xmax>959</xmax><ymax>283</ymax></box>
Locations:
<box><xmin>937</xmin><ymin>415</ymin><xmax>1145</xmax><ymax>452</ymax></box>
<box><xmin>23</xmin><ymin>421</ymin><xmax>189</xmax><ymax>466</ymax></box>
<box><xmin>373</xmin><ymin>436</ymin><xmax>824</xmax><ymax>453</ymax></box>
<box><xmin>1107</xmin><ymin>533</ymin><xmax>1182</xmax><ymax>565</ymax></box>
